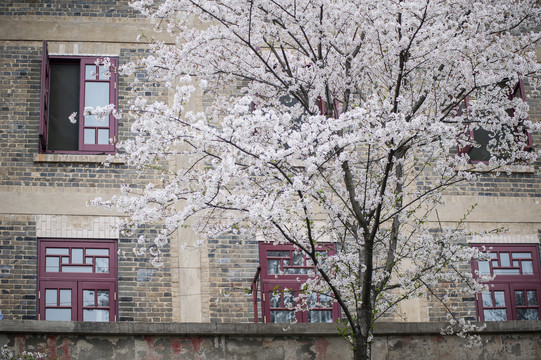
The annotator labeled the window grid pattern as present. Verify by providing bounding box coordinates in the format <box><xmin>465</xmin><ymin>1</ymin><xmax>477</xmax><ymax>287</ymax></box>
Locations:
<box><xmin>39</xmin><ymin>41</ymin><xmax>118</xmax><ymax>154</ymax></box>
<box><xmin>38</xmin><ymin>239</ymin><xmax>117</xmax><ymax>322</ymax></box>
<box><xmin>472</xmin><ymin>244</ymin><xmax>541</xmax><ymax>322</ymax></box>
<box><xmin>259</xmin><ymin>243</ymin><xmax>340</xmax><ymax>323</ymax></box>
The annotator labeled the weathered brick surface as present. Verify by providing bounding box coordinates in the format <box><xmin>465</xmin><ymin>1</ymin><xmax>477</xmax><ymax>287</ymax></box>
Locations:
<box><xmin>0</xmin><ymin>42</ymin><xmax>165</xmax><ymax>189</ymax></box>
<box><xmin>1</xmin><ymin>0</ymin><xmax>540</xmax><ymax>328</ymax></box>
<box><xmin>207</xmin><ymin>235</ymin><xmax>259</xmax><ymax>323</ymax></box>
<box><xmin>0</xmin><ymin>0</ymin><xmax>142</xmax><ymax>18</ymax></box>
<box><xmin>0</xmin><ymin>215</ymin><xmax>37</xmax><ymax>320</ymax></box>
<box><xmin>0</xmin><ymin>38</ymin><xmax>173</xmax><ymax>321</ymax></box>
<box><xmin>118</xmin><ymin>227</ymin><xmax>173</xmax><ymax>323</ymax></box>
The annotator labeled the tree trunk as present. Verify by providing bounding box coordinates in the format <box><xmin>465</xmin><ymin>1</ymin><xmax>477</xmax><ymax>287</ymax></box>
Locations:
<box><xmin>353</xmin><ymin>332</ymin><xmax>371</xmax><ymax>360</ymax></box>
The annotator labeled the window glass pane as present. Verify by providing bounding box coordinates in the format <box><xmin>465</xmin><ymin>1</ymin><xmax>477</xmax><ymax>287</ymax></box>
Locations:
<box><xmin>522</xmin><ymin>261</ymin><xmax>533</xmax><ymax>275</ymax></box>
<box><xmin>97</xmin><ymin>290</ymin><xmax>109</xmax><ymax>307</ymax></box>
<box><xmin>267</xmin><ymin>259</ymin><xmax>280</xmax><ymax>275</ymax></box>
<box><xmin>493</xmin><ymin>268</ymin><xmax>520</xmax><ymax>275</ymax></box>
<box><xmin>285</xmin><ymin>267</ymin><xmax>302</xmax><ymax>274</ymax></box>
<box><xmin>320</xmin><ymin>294</ymin><xmax>332</xmax><ymax>307</ymax></box>
<box><xmin>270</xmin><ymin>293</ymin><xmax>281</xmax><ymax>308</ymax></box>
<box><xmin>85</xmin><ymin>257</ymin><xmax>93</xmax><ymax>264</ymax></box>
<box><xmin>72</xmin><ymin>249</ymin><xmax>83</xmax><ymax>263</ymax></box>
<box><xmin>85</xmin><ymin>64</ymin><xmax>97</xmax><ymax>80</ymax></box>
<box><xmin>308</xmin><ymin>310</ymin><xmax>333</xmax><ymax>323</ymax></box>
<box><xmin>492</xmin><ymin>260</ymin><xmax>498</xmax><ymax>267</ymax></box>
<box><xmin>62</xmin><ymin>265</ymin><xmax>93</xmax><ymax>273</ymax></box>
<box><xmin>59</xmin><ymin>290</ymin><xmax>71</xmax><ymax>306</ymax></box>
<box><xmin>484</xmin><ymin>309</ymin><xmax>507</xmax><ymax>321</ymax></box>
<box><xmin>283</xmin><ymin>292</ymin><xmax>295</xmax><ymax>308</ymax></box>
<box><xmin>86</xmin><ymin>249</ymin><xmax>109</xmax><ymax>256</ymax></box>
<box><xmin>97</xmin><ymin>129</ymin><xmax>109</xmax><ymax>145</ymax></box>
<box><xmin>500</xmin><ymin>253</ymin><xmax>510</xmax><ymax>267</ymax></box>
<box><xmin>95</xmin><ymin>258</ymin><xmax>109</xmax><ymax>273</ymax></box>
<box><xmin>84</xmin><ymin>82</ymin><xmax>110</xmax><ymax>127</ymax></box>
<box><xmin>512</xmin><ymin>252</ymin><xmax>531</xmax><ymax>259</ymax></box>
<box><xmin>527</xmin><ymin>291</ymin><xmax>538</xmax><ymax>306</ymax></box>
<box><xmin>267</xmin><ymin>251</ymin><xmax>289</xmax><ymax>257</ymax></box>
<box><xmin>270</xmin><ymin>310</ymin><xmax>295</xmax><ymax>323</ymax></box>
<box><xmin>468</xmin><ymin>128</ymin><xmax>491</xmax><ymax>162</ymax></box>
<box><xmin>482</xmin><ymin>293</ymin><xmax>493</xmax><ymax>307</ymax></box>
<box><xmin>292</xmin><ymin>252</ymin><xmax>303</xmax><ymax>266</ymax></box>
<box><xmin>46</xmin><ymin>248</ymin><xmax>69</xmax><ymax>255</ymax></box>
<box><xmin>46</xmin><ymin>308</ymin><xmax>71</xmax><ymax>321</ymax></box>
<box><xmin>46</xmin><ymin>257</ymin><xmax>59</xmax><ymax>272</ymax></box>
<box><xmin>83</xmin><ymin>309</ymin><xmax>109</xmax><ymax>322</ymax></box>
<box><xmin>308</xmin><ymin>293</ymin><xmax>317</xmax><ymax>307</ymax></box>
<box><xmin>494</xmin><ymin>291</ymin><xmax>506</xmax><ymax>307</ymax></box>
<box><xmin>83</xmin><ymin>290</ymin><xmax>95</xmax><ymax>307</ymax></box>
<box><xmin>517</xmin><ymin>309</ymin><xmax>539</xmax><ymax>321</ymax></box>
<box><xmin>84</xmin><ymin>128</ymin><xmax>95</xmax><ymax>144</ymax></box>
<box><xmin>478</xmin><ymin>261</ymin><xmax>490</xmax><ymax>274</ymax></box>
<box><xmin>99</xmin><ymin>65</ymin><xmax>110</xmax><ymax>80</ymax></box>
<box><xmin>283</xmin><ymin>259</ymin><xmax>290</xmax><ymax>267</ymax></box>
<box><xmin>515</xmin><ymin>291</ymin><xmax>525</xmax><ymax>306</ymax></box>
<box><xmin>62</xmin><ymin>257</ymin><xmax>69</xmax><ymax>264</ymax></box>
<box><xmin>45</xmin><ymin>289</ymin><xmax>57</xmax><ymax>306</ymax></box>
<box><xmin>513</xmin><ymin>261</ymin><xmax>519</xmax><ymax>267</ymax></box>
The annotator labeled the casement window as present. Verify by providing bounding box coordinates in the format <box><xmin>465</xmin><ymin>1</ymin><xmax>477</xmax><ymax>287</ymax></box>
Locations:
<box><xmin>37</xmin><ymin>239</ymin><xmax>117</xmax><ymax>322</ymax></box>
<box><xmin>39</xmin><ymin>41</ymin><xmax>118</xmax><ymax>154</ymax></box>
<box><xmin>458</xmin><ymin>80</ymin><xmax>532</xmax><ymax>163</ymax></box>
<box><xmin>258</xmin><ymin>243</ymin><xmax>340</xmax><ymax>323</ymax></box>
<box><xmin>471</xmin><ymin>244</ymin><xmax>541</xmax><ymax>321</ymax></box>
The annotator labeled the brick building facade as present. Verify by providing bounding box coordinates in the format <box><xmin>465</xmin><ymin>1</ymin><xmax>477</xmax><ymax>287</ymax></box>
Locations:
<box><xmin>0</xmin><ymin>0</ymin><xmax>540</xmax><ymax>329</ymax></box>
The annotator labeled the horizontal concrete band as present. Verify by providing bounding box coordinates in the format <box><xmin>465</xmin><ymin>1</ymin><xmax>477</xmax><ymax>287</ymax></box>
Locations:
<box><xmin>0</xmin><ymin>20</ymin><xmax>173</xmax><ymax>43</ymax></box>
<box><xmin>1</xmin><ymin>320</ymin><xmax>540</xmax><ymax>336</ymax></box>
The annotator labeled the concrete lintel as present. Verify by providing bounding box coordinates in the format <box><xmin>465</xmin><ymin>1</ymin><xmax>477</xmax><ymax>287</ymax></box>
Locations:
<box><xmin>0</xmin><ymin>320</ymin><xmax>345</xmax><ymax>337</ymax></box>
<box><xmin>0</xmin><ymin>191</ymin><xmax>122</xmax><ymax>216</ymax></box>
<box><xmin>432</xmin><ymin>195</ymin><xmax>541</xmax><ymax>223</ymax></box>
<box><xmin>0</xmin><ymin>20</ymin><xmax>172</xmax><ymax>43</ymax></box>
<box><xmin>373</xmin><ymin>320</ymin><xmax>541</xmax><ymax>335</ymax></box>
<box><xmin>1</xmin><ymin>320</ymin><xmax>540</xmax><ymax>337</ymax></box>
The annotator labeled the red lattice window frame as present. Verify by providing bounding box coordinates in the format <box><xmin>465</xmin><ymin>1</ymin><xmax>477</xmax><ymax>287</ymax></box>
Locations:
<box><xmin>471</xmin><ymin>244</ymin><xmax>541</xmax><ymax>321</ymax></box>
<box><xmin>37</xmin><ymin>239</ymin><xmax>117</xmax><ymax>322</ymax></box>
<box><xmin>457</xmin><ymin>80</ymin><xmax>533</xmax><ymax>163</ymax></box>
<box><xmin>39</xmin><ymin>41</ymin><xmax>118</xmax><ymax>154</ymax></box>
<box><xmin>258</xmin><ymin>243</ymin><xmax>340</xmax><ymax>323</ymax></box>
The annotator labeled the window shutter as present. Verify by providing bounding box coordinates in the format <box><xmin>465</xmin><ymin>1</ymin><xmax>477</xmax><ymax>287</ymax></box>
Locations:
<box><xmin>457</xmin><ymin>97</ymin><xmax>472</xmax><ymax>155</ymax></box>
<box><xmin>317</xmin><ymin>96</ymin><xmax>325</xmax><ymax>115</ymax></box>
<box><xmin>39</xmin><ymin>40</ymin><xmax>50</xmax><ymax>152</ymax></box>
<box><xmin>511</xmin><ymin>79</ymin><xmax>533</xmax><ymax>152</ymax></box>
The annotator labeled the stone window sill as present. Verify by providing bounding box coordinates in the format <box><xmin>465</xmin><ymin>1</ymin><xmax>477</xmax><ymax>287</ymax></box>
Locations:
<box><xmin>455</xmin><ymin>164</ymin><xmax>535</xmax><ymax>174</ymax></box>
<box><xmin>33</xmin><ymin>153</ymin><xmax>124</xmax><ymax>164</ymax></box>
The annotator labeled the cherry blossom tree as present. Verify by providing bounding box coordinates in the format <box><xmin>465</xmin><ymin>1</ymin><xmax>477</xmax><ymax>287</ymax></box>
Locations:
<box><xmin>98</xmin><ymin>0</ymin><xmax>541</xmax><ymax>358</ymax></box>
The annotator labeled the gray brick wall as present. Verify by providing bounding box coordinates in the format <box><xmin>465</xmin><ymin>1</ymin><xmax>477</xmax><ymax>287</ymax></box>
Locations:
<box><xmin>0</xmin><ymin>0</ymin><xmax>142</xmax><ymax>18</ymax></box>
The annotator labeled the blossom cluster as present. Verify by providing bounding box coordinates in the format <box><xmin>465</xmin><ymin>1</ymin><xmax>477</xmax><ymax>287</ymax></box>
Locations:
<box><xmin>97</xmin><ymin>0</ymin><xmax>541</xmax><ymax>351</ymax></box>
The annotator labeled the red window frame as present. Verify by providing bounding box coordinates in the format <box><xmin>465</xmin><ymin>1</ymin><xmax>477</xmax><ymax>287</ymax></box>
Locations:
<box><xmin>458</xmin><ymin>79</ymin><xmax>532</xmax><ymax>163</ymax></box>
<box><xmin>39</xmin><ymin>40</ymin><xmax>118</xmax><ymax>154</ymax></box>
<box><xmin>471</xmin><ymin>244</ymin><xmax>541</xmax><ymax>321</ymax></box>
<box><xmin>258</xmin><ymin>243</ymin><xmax>340</xmax><ymax>323</ymax></box>
<box><xmin>37</xmin><ymin>239</ymin><xmax>118</xmax><ymax>322</ymax></box>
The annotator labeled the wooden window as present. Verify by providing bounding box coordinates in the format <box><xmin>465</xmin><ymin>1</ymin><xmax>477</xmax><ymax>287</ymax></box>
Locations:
<box><xmin>39</xmin><ymin>41</ymin><xmax>118</xmax><ymax>154</ymax></box>
<box><xmin>472</xmin><ymin>244</ymin><xmax>541</xmax><ymax>321</ymax></box>
<box><xmin>38</xmin><ymin>239</ymin><xmax>117</xmax><ymax>322</ymax></box>
<box><xmin>259</xmin><ymin>243</ymin><xmax>340</xmax><ymax>323</ymax></box>
<box><xmin>458</xmin><ymin>80</ymin><xmax>532</xmax><ymax>163</ymax></box>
